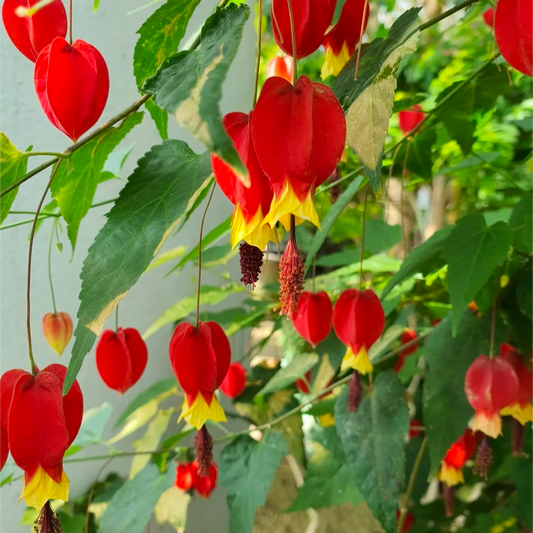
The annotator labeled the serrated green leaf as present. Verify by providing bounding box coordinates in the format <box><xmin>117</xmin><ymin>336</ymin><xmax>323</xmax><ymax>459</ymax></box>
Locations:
<box><xmin>145</xmin><ymin>99</ymin><xmax>169</xmax><ymax>140</ymax></box>
<box><xmin>51</xmin><ymin>113</ymin><xmax>143</xmax><ymax>249</ymax></box>
<box><xmin>63</xmin><ymin>141</ymin><xmax>212</xmax><ymax>394</ymax></box>
<box><xmin>442</xmin><ymin>213</ymin><xmax>511</xmax><ymax>334</ymax></box>
<box><xmin>510</xmin><ymin>195</ymin><xmax>532</xmax><ymax>255</ymax></box>
<box><xmin>143</xmin><ymin>4</ymin><xmax>249</xmax><ymax>181</ymax></box>
<box><xmin>0</xmin><ymin>133</ymin><xmax>28</xmax><ymax>224</ymax></box>
<box><xmin>219</xmin><ymin>433</ymin><xmax>288</xmax><ymax>533</ymax></box>
<box><xmin>335</xmin><ymin>371</ymin><xmax>409</xmax><ymax>533</ymax></box>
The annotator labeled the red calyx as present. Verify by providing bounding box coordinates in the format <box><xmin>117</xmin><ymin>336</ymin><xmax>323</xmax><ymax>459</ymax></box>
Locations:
<box><xmin>96</xmin><ymin>328</ymin><xmax>148</xmax><ymax>394</ymax></box>
<box><xmin>220</xmin><ymin>362</ymin><xmax>247</xmax><ymax>399</ymax></box>
<box><xmin>292</xmin><ymin>291</ymin><xmax>332</xmax><ymax>347</ymax></box>
<box><xmin>271</xmin><ymin>0</ymin><xmax>336</xmax><ymax>59</ymax></box>
<box><xmin>2</xmin><ymin>0</ymin><xmax>66</xmax><ymax>62</ymax></box>
<box><xmin>494</xmin><ymin>0</ymin><xmax>532</xmax><ymax>76</ymax></box>
<box><xmin>398</xmin><ymin>105</ymin><xmax>424</xmax><ymax>136</ymax></box>
<box><xmin>34</xmin><ymin>37</ymin><xmax>109</xmax><ymax>141</ymax></box>
<box><xmin>483</xmin><ymin>8</ymin><xmax>494</xmax><ymax>28</ymax></box>
<box><xmin>267</xmin><ymin>56</ymin><xmax>294</xmax><ymax>83</ymax></box>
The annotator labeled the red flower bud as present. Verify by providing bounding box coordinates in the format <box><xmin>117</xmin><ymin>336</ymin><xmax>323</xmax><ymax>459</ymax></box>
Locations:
<box><xmin>192</xmin><ymin>460</ymin><xmax>217</xmax><ymax>498</ymax></box>
<box><xmin>394</xmin><ymin>329</ymin><xmax>418</xmax><ymax>373</ymax></box>
<box><xmin>271</xmin><ymin>0</ymin><xmax>336</xmax><ymax>59</ymax></box>
<box><xmin>2</xmin><ymin>0</ymin><xmax>66</xmax><ymax>62</ymax></box>
<box><xmin>292</xmin><ymin>291</ymin><xmax>332</xmax><ymax>347</ymax></box>
<box><xmin>34</xmin><ymin>37</ymin><xmax>109</xmax><ymax>141</ymax></box>
<box><xmin>333</xmin><ymin>289</ymin><xmax>385</xmax><ymax>375</ymax></box>
<box><xmin>321</xmin><ymin>0</ymin><xmax>369</xmax><ymax>78</ymax></box>
<box><xmin>398</xmin><ymin>105</ymin><xmax>424</xmax><ymax>136</ymax></box>
<box><xmin>437</xmin><ymin>429</ymin><xmax>477</xmax><ymax>486</ymax></box>
<box><xmin>96</xmin><ymin>328</ymin><xmax>148</xmax><ymax>395</ymax></box>
<box><xmin>465</xmin><ymin>355</ymin><xmax>519</xmax><ymax>438</ymax></box>
<box><xmin>483</xmin><ymin>8</ymin><xmax>494</xmax><ymax>28</ymax></box>
<box><xmin>221</xmin><ymin>362</ymin><xmax>247</xmax><ymax>399</ymax></box>
<box><xmin>175</xmin><ymin>462</ymin><xmax>195</xmax><ymax>491</ymax></box>
<box><xmin>252</xmin><ymin>75</ymin><xmax>346</xmax><ymax>230</ymax></box>
<box><xmin>169</xmin><ymin>321</ymin><xmax>231</xmax><ymax>430</ymax></box>
<box><xmin>295</xmin><ymin>370</ymin><xmax>312</xmax><ymax>394</ymax></box>
<box><xmin>42</xmin><ymin>312</ymin><xmax>73</xmax><ymax>356</ymax></box>
<box><xmin>494</xmin><ymin>0</ymin><xmax>532</xmax><ymax>76</ymax></box>
<box><xmin>267</xmin><ymin>55</ymin><xmax>294</xmax><ymax>83</ymax></box>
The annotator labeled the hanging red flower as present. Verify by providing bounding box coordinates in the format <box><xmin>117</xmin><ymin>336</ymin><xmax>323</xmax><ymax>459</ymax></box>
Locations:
<box><xmin>96</xmin><ymin>327</ymin><xmax>148</xmax><ymax>395</ymax></box>
<box><xmin>34</xmin><ymin>37</ymin><xmax>109</xmax><ymax>142</ymax></box>
<box><xmin>267</xmin><ymin>55</ymin><xmax>294</xmax><ymax>83</ymax></box>
<box><xmin>482</xmin><ymin>8</ymin><xmax>494</xmax><ymax>28</ymax></box>
<box><xmin>500</xmin><ymin>343</ymin><xmax>533</xmax><ymax>425</ymax></box>
<box><xmin>292</xmin><ymin>291</ymin><xmax>332</xmax><ymax>347</ymax></box>
<box><xmin>0</xmin><ymin>364</ymin><xmax>83</xmax><ymax>511</ymax></box>
<box><xmin>252</xmin><ymin>75</ymin><xmax>346</xmax><ymax>230</ymax></box>
<box><xmin>220</xmin><ymin>362</ymin><xmax>247</xmax><ymax>399</ymax></box>
<box><xmin>2</xmin><ymin>0</ymin><xmax>67</xmax><ymax>62</ymax></box>
<box><xmin>192</xmin><ymin>460</ymin><xmax>218</xmax><ymax>498</ymax></box>
<box><xmin>175</xmin><ymin>462</ymin><xmax>195</xmax><ymax>491</ymax></box>
<box><xmin>394</xmin><ymin>329</ymin><xmax>418</xmax><ymax>372</ymax></box>
<box><xmin>437</xmin><ymin>429</ymin><xmax>477</xmax><ymax>486</ymax></box>
<box><xmin>42</xmin><ymin>312</ymin><xmax>73</xmax><ymax>357</ymax></box>
<box><xmin>332</xmin><ymin>288</ymin><xmax>385</xmax><ymax>374</ymax></box>
<box><xmin>212</xmin><ymin>112</ymin><xmax>275</xmax><ymax>250</ymax></box>
<box><xmin>169</xmin><ymin>321</ymin><xmax>231</xmax><ymax>430</ymax></box>
<box><xmin>398</xmin><ymin>105</ymin><xmax>424</xmax><ymax>136</ymax></box>
<box><xmin>271</xmin><ymin>0</ymin><xmax>336</xmax><ymax>59</ymax></box>
<box><xmin>321</xmin><ymin>0</ymin><xmax>369</xmax><ymax>78</ymax></box>
<box><xmin>494</xmin><ymin>0</ymin><xmax>532</xmax><ymax>76</ymax></box>
<box><xmin>464</xmin><ymin>354</ymin><xmax>519</xmax><ymax>438</ymax></box>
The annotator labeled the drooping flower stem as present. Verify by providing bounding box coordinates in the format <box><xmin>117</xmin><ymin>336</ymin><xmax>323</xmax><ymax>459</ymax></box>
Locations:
<box><xmin>47</xmin><ymin>218</ymin><xmax>58</xmax><ymax>314</ymax></box>
<box><xmin>68</xmin><ymin>0</ymin><xmax>73</xmax><ymax>44</ymax></box>
<box><xmin>354</xmin><ymin>0</ymin><xmax>369</xmax><ymax>80</ymax></box>
<box><xmin>115</xmin><ymin>304</ymin><xmax>119</xmax><ymax>333</ymax></box>
<box><xmin>252</xmin><ymin>0</ymin><xmax>263</xmax><ymax>107</ymax></box>
<box><xmin>285</xmin><ymin>0</ymin><xmax>298</xmax><ymax>84</ymax></box>
<box><xmin>359</xmin><ymin>187</ymin><xmax>369</xmax><ymax>290</ymax></box>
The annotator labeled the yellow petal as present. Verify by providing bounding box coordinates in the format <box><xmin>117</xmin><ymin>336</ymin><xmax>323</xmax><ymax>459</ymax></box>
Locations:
<box><xmin>321</xmin><ymin>42</ymin><xmax>352</xmax><ymax>79</ymax></box>
<box><xmin>340</xmin><ymin>346</ymin><xmax>373</xmax><ymax>375</ymax></box>
<box><xmin>318</xmin><ymin>413</ymin><xmax>336</xmax><ymax>427</ymax></box>
<box><xmin>21</xmin><ymin>467</ymin><xmax>69</xmax><ymax>511</ymax></box>
<box><xmin>501</xmin><ymin>403</ymin><xmax>533</xmax><ymax>426</ymax></box>
<box><xmin>437</xmin><ymin>463</ymin><xmax>464</xmax><ymax>487</ymax></box>
<box><xmin>178</xmin><ymin>394</ymin><xmax>226</xmax><ymax>430</ymax></box>
<box><xmin>230</xmin><ymin>204</ymin><xmax>277</xmax><ymax>251</ymax></box>
<box><xmin>471</xmin><ymin>412</ymin><xmax>502</xmax><ymax>438</ymax></box>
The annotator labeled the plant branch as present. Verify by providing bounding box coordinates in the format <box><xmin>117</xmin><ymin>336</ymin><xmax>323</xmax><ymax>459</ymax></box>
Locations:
<box><xmin>47</xmin><ymin>218</ymin><xmax>58</xmax><ymax>314</ymax></box>
<box><xmin>252</xmin><ymin>0</ymin><xmax>263</xmax><ymax>107</ymax></box>
<box><xmin>419</xmin><ymin>0</ymin><xmax>479</xmax><ymax>31</ymax></box>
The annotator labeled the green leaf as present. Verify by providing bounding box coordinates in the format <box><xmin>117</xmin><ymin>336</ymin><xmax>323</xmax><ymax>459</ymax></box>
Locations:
<box><xmin>93</xmin><ymin>0</ymin><xmax>100</xmax><ymax>10</ymax></box>
<box><xmin>219</xmin><ymin>433</ymin><xmax>288</xmax><ymax>533</ymax></box>
<box><xmin>99</xmin><ymin>464</ymin><xmax>174</xmax><ymax>533</ymax></box>
<box><xmin>256</xmin><ymin>353</ymin><xmax>320</xmax><ymax>397</ymax></box>
<box><xmin>442</xmin><ymin>213</ymin><xmax>511</xmax><ymax>333</ymax></box>
<box><xmin>145</xmin><ymin>99</ymin><xmax>169</xmax><ymax>140</ymax></box>
<box><xmin>143</xmin><ymin>4</ymin><xmax>249</xmax><ymax>181</ymax></box>
<box><xmin>133</xmin><ymin>0</ymin><xmax>202</xmax><ymax>87</ymax></box>
<box><xmin>154</xmin><ymin>487</ymin><xmax>190</xmax><ymax>531</ymax></box>
<box><xmin>63</xmin><ymin>141</ymin><xmax>212</xmax><ymax>394</ymax></box>
<box><xmin>335</xmin><ymin>371</ymin><xmax>409</xmax><ymax>533</ymax></box>
<box><xmin>70</xmin><ymin>402</ymin><xmax>113</xmax><ymax>449</ymax></box>
<box><xmin>364</xmin><ymin>219</ymin><xmax>402</xmax><ymax>254</ymax></box>
<box><xmin>305</xmin><ymin>176</ymin><xmax>364</xmax><ymax>267</ymax></box>
<box><xmin>510</xmin><ymin>195</ymin><xmax>532</xmax><ymax>254</ymax></box>
<box><xmin>517</xmin><ymin>260</ymin><xmax>532</xmax><ymax>322</ymax></box>
<box><xmin>0</xmin><ymin>133</ymin><xmax>28</xmax><ymax>224</ymax></box>
<box><xmin>400</xmin><ymin>128</ymin><xmax>436</xmax><ymax>180</ymax></box>
<box><xmin>380</xmin><ymin>225</ymin><xmax>453</xmax><ymax>300</ymax></box>
<box><xmin>332</xmin><ymin>0</ymin><xmax>347</xmax><ymax>26</ymax></box>
<box><xmin>51</xmin><ymin>113</ymin><xmax>143</xmax><ymax>249</ymax></box>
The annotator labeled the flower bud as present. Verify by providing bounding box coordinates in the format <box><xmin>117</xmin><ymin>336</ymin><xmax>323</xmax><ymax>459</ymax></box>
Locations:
<box><xmin>220</xmin><ymin>362</ymin><xmax>247</xmax><ymax>399</ymax></box>
<box><xmin>398</xmin><ymin>105</ymin><xmax>424</xmax><ymax>136</ymax></box>
<box><xmin>42</xmin><ymin>312</ymin><xmax>73</xmax><ymax>356</ymax></box>
<box><xmin>267</xmin><ymin>55</ymin><xmax>293</xmax><ymax>83</ymax></box>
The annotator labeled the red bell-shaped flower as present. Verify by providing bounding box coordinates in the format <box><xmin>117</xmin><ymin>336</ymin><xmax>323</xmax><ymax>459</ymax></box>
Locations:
<box><xmin>169</xmin><ymin>321</ymin><xmax>231</xmax><ymax>430</ymax></box>
<box><xmin>34</xmin><ymin>36</ymin><xmax>109</xmax><ymax>141</ymax></box>
<box><xmin>333</xmin><ymin>288</ymin><xmax>385</xmax><ymax>374</ymax></box>
<box><xmin>267</xmin><ymin>55</ymin><xmax>294</xmax><ymax>83</ymax></box>
<box><xmin>220</xmin><ymin>362</ymin><xmax>247</xmax><ymax>399</ymax></box>
<box><xmin>494</xmin><ymin>0</ymin><xmax>532</xmax><ymax>76</ymax></box>
<box><xmin>42</xmin><ymin>312</ymin><xmax>73</xmax><ymax>356</ymax></box>
<box><xmin>96</xmin><ymin>327</ymin><xmax>148</xmax><ymax>394</ymax></box>
<box><xmin>483</xmin><ymin>8</ymin><xmax>494</xmax><ymax>28</ymax></box>
<box><xmin>500</xmin><ymin>343</ymin><xmax>533</xmax><ymax>425</ymax></box>
<box><xmin>192</xmin><ymin>460</ymin><xmax>218</xmax><ymax>498</ymax></box>
<box><xmin>252</xmin><ymin>75</ymin><xmax>346</xmax><ymax>230</ymax></box>
<box><xmin>271</xmin><ymin>0</ymin><xmax>336</xmax><ymax>59</ymax></box>
<box><xmin>394</xmin><ymin>329</ymin><xmax>418</xmax><ymax>372</ymax></box>
<box><xmin>2</xmin><ymin>0</ymin><xmax>67</xmax><ymax>62</ymax></box>
<box><xmin>437</xmin><ymin>429</ymin><xmax>477</xmax><ymax>486</ymax></box>
<box><xmin>212</xmin><ymin>112</ymin><xmax>275</xmax><ymax>250</ymax></box>
<box><xmin>321</xmin><ymin>0</ymin><xmax>369</xmax><ymax>78</ymax></box>
<box><xmin>0</xmin><ymin>364</ymin><xmax>83</xmax><ymax>511</ymax></box>
<box><xmin>399</xmin><ymin>105</ymin><xmax>424</xmax><ymax>135</ymax></box>
<box><xmin>465</xmin><ymin>354</ymin><xmax>519</xmax><ymax>438</ymax></box>
<box><xmin>292</xmin><ymin>291</ymin><xmax>332</xmax><ymax>347</ymax></box>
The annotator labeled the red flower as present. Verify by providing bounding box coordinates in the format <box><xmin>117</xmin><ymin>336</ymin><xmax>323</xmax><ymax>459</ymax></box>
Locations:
<box><xmin>0</xmin><ymin>364</ymin><xmax>83</xmax><ymax>511</ymax></box>
<box><xmin>396</xmin><ymin>510</ymin><xmax>415</xmax><ymax>533</ymax></box>
<box><xmin>394</xmin><ymin>329</ymin><xmax>418</xmax><ymax>372</ymax></box>
<box><xmin>408</xmin><ymin>419</ymin><xmax>423</xmax><ymax>439</ymax></box>
<box><xmin>321</xmin><ymin>0</ymin><xmax>369</xmax><ymax>78</ymax></box>
<box><xmin>42</xmin><ymin>312</ymin><xmax>73</xmax><ymax>357</ymax></box>
<box><xmin>292</xmin><ymin>291</ymin><xmax>332</xmax><ymax>346</ymax></box>
<box><xmin>267</xmin><ymin>55</ymin><xmax>294</xmax><ymax>83</ymax></box>
<box><xmin>483</xmin><ymin>8</ymin><xmax>494</xmax><ymax>28</ymax></box>
<box><xmin>96</xmin><ymin>328</ymin><xmax>148</xmax><ymax>394</ymax></box>
<box><xmin>271</xmin><ymin>0</ymin><xmax>335</xmax><ymax>59</ymax></box>
<box><xmin>500</xmin><ymin>343</ymin><xmax>533</xmax><ymax>425</ymax></box>
<box><xmin>252</xmin><ymin>75</ymin><xmax>346</xmax><ymax>230</ymax></box>
<box><xmin>192</xmin><ymin>460</ymin><xmax>218</xmax><ymax>498</ymax></box>
<box><xmin>169</xmin><ymin>321</ymin><xmax>231</xmax><ymax>430</ymax></box>
<box><xmin>295</xmin><ymin>370</ymin><xmax>312</xmax><ymax>394</ymax></box>
<box><xmin>2</xmin><ymin>0</ymin><xmax>66</xmax><ymax>62</ymax></box>
<box><xmin>437</xmin><ymin>429</ymin><xmax>477</xmax><ymax>486</ymax></box>
<box><xmin>333</xmin><ymin>289</ymin><xmax>385</xmax><ymax>375</ymax></box>
<box><xmin>34</xmin><ymin>37</ymin><xmax>109</xmax><ymax>141</ymax></box>
<box><xmin>398</xmin><ymin>105</ymin><xmax>424</xmax><ymax>135</ymax></box>
<box><xmin>494</xmin><ymin>0</ymin><xmax>532</xmax><ymax>76</ymax></box>
<box><xmin>220</xmin><ymin>362</ymin><xmax>247</xmax><ymax>399</ymax></box>
<box><xmin>175</xmin><ymin>462</ymin><xmax>195</xmax><ymax>491</ymax></box>
<box><xmin>212</xmin><ymin>112</ymin><xmax>276</xmax><ymax>250</ymax></box>
<box><xmin>465</xmin><ymin>355</ymin><xmax>519</xmax><ymax>438</ymax></box>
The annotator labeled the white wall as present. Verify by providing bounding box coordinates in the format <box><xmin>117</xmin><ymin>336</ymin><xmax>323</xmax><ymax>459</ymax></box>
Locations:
<box><xmin>0</xmin><ymin>0</ymin><xmax>255</xmax><ymax>531</ymax></box>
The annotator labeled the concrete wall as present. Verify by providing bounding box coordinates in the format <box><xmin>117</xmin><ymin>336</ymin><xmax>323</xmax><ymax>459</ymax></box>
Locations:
<box><xmin>0</xmin><ymin>1</ymin><xmax>255</xmax><ymax>530</ymax></box>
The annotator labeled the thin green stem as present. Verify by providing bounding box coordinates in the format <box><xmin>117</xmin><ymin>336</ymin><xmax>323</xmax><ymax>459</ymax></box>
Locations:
<box><xmin>0</xmin><ymin>217</ymin><xmax>51</xmax><ymax>231</ymax></box>
<box><xmin>312</xmin><ymin>255</ymin><xmax>316</xmax><ymax>293</ymax></box>
<box><xmin>68</xmin><ymin>0</ymin><xmax>73</xmax><ymax>44</ymax></box>
<box><xmin>27</xmin><ymin>151</ymin><xmax>71</xmax><ymax>159</ymax></box>
<box><xmin>47</xmin><ymin>218</ymin><xmax>58</xmax><ymax>314</ymax></box>
<box><xmin>252</xmin><ymin>0</ymin><xmax>263</xmax><ymax>107</ymax></box>
<box><xmin>354</xmin><ymin>0</ymin><xmax>369</xmax><ymax>80</ymax></box>
<box><xmin>419</xmin><ymin>0</ymin><xmax>479</xmax><ymax>31</ymax></box>
<box><xmin>115</xmin><ymin>304</ymin><xmax>119</xmax><ymax>332</ymax></box>
<box><xmin>359</xmin><ymin>187</ymin><xmax>369</xmax><ymax>290</ymax></box>
<box><xmin>286</xmin><ymin>0</ymin><xmax>298</xmax><ymax>83</ymax></box>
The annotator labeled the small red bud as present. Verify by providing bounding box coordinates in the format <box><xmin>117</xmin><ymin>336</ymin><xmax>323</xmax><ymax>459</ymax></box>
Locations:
<box><xmin>266</xmin><ymin>55</ymin><xmax>293</xmax><ymax>83</ymax></box>
<box><xmin>42</xmin><ymin>312</ymin><xmax>73</xmax><ymax>356</ymax></box>
<box><xmin>482</xmin><ymin>8</ymin><xmax>494</xmax><ymax>28</ymax></box>
<box><xmin>220</xmin><ymin>363</ymin><xmax>247</xmax><ymax>399</ymax></box>
<box><xmin>175</xmin><ymin>462</ymin><xmax>195</xmax><ymax>491</ymax></box>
